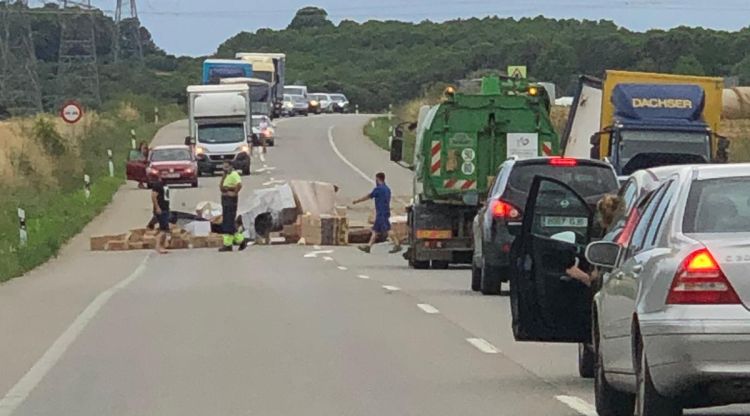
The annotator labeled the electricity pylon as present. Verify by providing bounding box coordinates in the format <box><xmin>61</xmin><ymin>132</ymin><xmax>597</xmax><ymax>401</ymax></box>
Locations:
<box><xmin>0</xmin><ymin>0</ymin><xmax>43</xmax><ymax>116</ymax></box>
<box><xmin>56</xmin><ymin>0</ymin><xmax>101</xmax><ymax>108</ymax></box>
<box><xmin>113</xmin><ymin>0</ymin><xmax>143</xmax><ymax>64</ymax></box>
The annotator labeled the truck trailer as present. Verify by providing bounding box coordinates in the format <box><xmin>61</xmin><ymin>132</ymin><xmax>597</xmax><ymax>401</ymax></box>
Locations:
<box><xmin>187</xmin><ymin>84</ymin><xmax>252</xmax><ymax>175</ymax></box>
<box><xmin>236</xmin><ymin>53</ymin><xmax>286</xmax><ymax>117</ymax></box>
<box><xmin>391</xmin><ymin>76</ymin><xmax>559</xmax><ymax>269</ymax></box>
<box><xmin>562</xmin><ymin>70</ymin><xmax>729</xmax><ymax>177</ymax></box>
<box><xmin>202</xmin><ymin>59</ymin><xmax>253</xmax><ymax>85</ymax></box>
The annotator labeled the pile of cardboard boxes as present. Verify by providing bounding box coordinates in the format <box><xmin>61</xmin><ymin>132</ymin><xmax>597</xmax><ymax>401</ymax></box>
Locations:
<box><xmin>90</xmin><ymin>179</ymin><xmax>411</xmax><ymax>251</ymax></box>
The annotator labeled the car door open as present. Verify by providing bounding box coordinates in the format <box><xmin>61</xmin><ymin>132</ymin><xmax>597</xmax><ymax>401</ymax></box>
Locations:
<box><xmin>126</xmin><ymin>149</ymin><xmax>147</xmax><ymax>183</ymax></box>
<box><xmin>510</xmin><ymin>176</ymin><xmax>594</xmax><ymax>343</ymax></box>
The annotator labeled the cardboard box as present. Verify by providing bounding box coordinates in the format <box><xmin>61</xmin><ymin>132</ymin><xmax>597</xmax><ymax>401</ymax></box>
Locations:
<box><xmin>207</xmin><ymin>234</ymin><xmax>225</xmax><ymax>248</ymax></box>
<box><xmin>169</xmin><ymin>236</ymin><xmax>190</xmax><ymax>250</ymax></box>
<box><xmin>190</xmin><ymin>236</ymin><xmax>209</xmax><ymax>249</ymax></box>
<box><xmin>300</xmin><ymin>214</ymin><xmax>322</xmax><ymax>245</ymax></box>
<box><xmin>128</xmin><ymin>241</ymin><xmax>145</xmax><ymax>250</ymax></box>
<box><xmin>105</xmin><ymin>240</ymin><xmax>129</xmax><ymax>251</ymax></box>
<box><xmin>90</xmin><ymin>234</ymin><xmax>126</xmax><ymax>251</ymax></box>
<box><xmin>348</xmin><ymin>227</ymin><xmax>372</xmax><ymax>244</ymax></box>
<box><xmin>282</xmin><ymin>222</ymin><xmax>301</xmax><ymax>244</ymax></box>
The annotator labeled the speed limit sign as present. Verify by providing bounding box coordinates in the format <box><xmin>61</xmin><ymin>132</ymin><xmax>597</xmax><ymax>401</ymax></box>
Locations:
<box><xmin>60</xmin><ymin>101</ymin><xmax>83</xmax><ymax>124</ymax></box>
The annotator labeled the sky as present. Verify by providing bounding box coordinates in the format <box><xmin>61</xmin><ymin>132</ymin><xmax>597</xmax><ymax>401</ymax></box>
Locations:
<box><xmin>41</xmin><ymin>0</ymin><xmax>750</xmax><ymax>56</ymax></box>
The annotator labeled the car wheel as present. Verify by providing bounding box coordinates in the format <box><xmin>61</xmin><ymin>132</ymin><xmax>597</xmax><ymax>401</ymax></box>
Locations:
<box><xmin>471</xmin><ymin>262</ymin><xmax>482</xmax><ymax>291</ymax></box>
<box><xmin>191</xmin><ymin>180</ymin><xmax>198</xmax><ymax>188</ymax></box>
<box><xmin>578</xmin><ymin>343</ymin><xmax>595</xmax><ymax>379</ymax></box>
<box><xmin>595</xmin><ymin>324</ymin><xmax>635</xmax><ymax>416</ymax></box>
<box><xmin>636</xmin><ymin>339</ymin><xmax>682</xmax><ymax>416</ymax></box>
<box><xmin>431</xmin><ymin>260</ymin><xmax>449</xmax><ymax>270</ymax></box>
<box><xmin>480</xmin><ymin>263</ymin><xmax>503</xmax><ymax>295</ymax></box>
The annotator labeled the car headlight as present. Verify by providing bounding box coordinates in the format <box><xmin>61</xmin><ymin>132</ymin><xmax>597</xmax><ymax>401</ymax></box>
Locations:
<box><xmin>195</xmin><ymin>146</ymin><xmax>206</xmax><ymax>155</ymax></box>
<box><xmin>310</xmin><ymin>100</ymin><xmax>319</xmax><ymax>106</ymax></box>
<box><xmin>149</xmin><ymin>168</ymin><xmax>159</xmax><ymax>175</ymax></box>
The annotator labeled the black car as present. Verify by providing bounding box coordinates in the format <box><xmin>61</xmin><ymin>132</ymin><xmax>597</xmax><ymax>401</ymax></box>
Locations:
<box><xmin>472</xmin><ymin>157</ymin><xmax>618</xmax><ymax>295</ymax></box>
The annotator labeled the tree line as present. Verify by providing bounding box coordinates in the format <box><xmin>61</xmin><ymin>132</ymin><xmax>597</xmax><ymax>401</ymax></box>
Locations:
<box><xmin>7</xmin><ymin>5</ymin><xmax>750</xmax><ymax>114</ymax></box>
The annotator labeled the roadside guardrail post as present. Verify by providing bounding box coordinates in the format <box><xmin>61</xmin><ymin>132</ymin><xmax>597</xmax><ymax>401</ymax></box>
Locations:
<box><xmin>84</xmin><ymin>174</ymin><xmax>91</xmax><ymax>200</ymax></box>
<box><xmin>18</xmin><ymin>208</ymin><xmax>27</xmax><ymax>247</ymax></box>
<box><xmin>388</xmin><ymin>125</ymin><xmax>394</xmax><ymax>147</ymax></box>
<box><xmin>107</xmin><ymin>149</ymin><xmax>114</xmax><ymax>177</ymax></box>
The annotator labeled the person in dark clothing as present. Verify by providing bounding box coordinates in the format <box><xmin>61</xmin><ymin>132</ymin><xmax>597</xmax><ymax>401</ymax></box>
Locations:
<box><xmin>353</xmin><ymin>172</ymin><xmax>402</xmax><ymax>254</ymax></box>
<box><xmin>137</xmin><ymin>141</ymin><xmax>150</xmax><ymax>189</ymax></box>
<box><xmin>150</xmin><ymin>178</ymin><xmax>170</xmax><ymax>254</ymax></box>
<box><xmin>218</xmin><ymin>160</ymin><xmax>248</xmax><ymax>252</ymax></box>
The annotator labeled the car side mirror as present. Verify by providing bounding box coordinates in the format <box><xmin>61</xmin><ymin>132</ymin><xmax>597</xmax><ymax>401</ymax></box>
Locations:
<box><xmin>184</xmin><ymin>136</ymin><xmax>195</xmax><ymax>146</ymax></box>
<box><xmin>390</xmin><ymin>137</ymin><xmax>404</xmax><ymax>162</ymax></box>
<box><xmin>507</xmin><ymin>222</ymin><xmax>522</xmax><ymax>237</ymax></box>
<box><xmin>585</xmin><ymin>241</ymin><xmax>621</xmax><ymax>268</ymax></box>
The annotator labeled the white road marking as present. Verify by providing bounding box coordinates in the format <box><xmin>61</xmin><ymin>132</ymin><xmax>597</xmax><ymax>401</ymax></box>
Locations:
<box><xmin>323</xmin><ymin>256</ymin><xmax>334</xmax><ymax>261</ymax></box>
<box><xmin>303</xmin><ymin>249</ymin><xmax>334</xmax><ymax>258</ymax></box>
<box><xmin>417</xmin><ymin>304</ymin><xmax>440</xmax><ymax>314</ymax></box>
<box><xmin>382</xmin><ymin>285</ymin><xmax>401</xmax><ymax>292</ymax></box>
<box><xmin>0</xmin><ymin>254</ymin><xmax>152</xmax><ymax>416</ymax></box>
<box><xmin>328</xmin><ymin>125</ymin><xmax>373</xmax><ymax>185</ymax></box>
<box><xmin>554</xmin><ymin>396</ymin><xmax>597</xmax><ymax>416</ymax></box>
<box><xmin>337</xmin><ymin>266</ymin><xmax>348</xmax><ymax>271</ymax></box>
<box><xmin>313</xmin><ymin>245</ymin><xmax>322</xmax><ymax>250</ymax></box>
<box><xmin>260</xmin><ymin>153</ymin><xmax>266</xmax><ymax>163</ymax></box>
<box><xmin>262</xmin><ymin>180</ymin><xmax>285</xmax><ymax>187</ymax></box>
<box><xmin>466</xmin><ymin>338</ymin><xmax>499</xmax><ymax>354</ymax></box>
<box><xmin>357</xmin><ymin>274</ymin><xmax>370</xmax><ymax>279</ymax></box>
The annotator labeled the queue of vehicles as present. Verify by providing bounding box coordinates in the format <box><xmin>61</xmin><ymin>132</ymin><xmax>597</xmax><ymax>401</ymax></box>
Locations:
<box><xmin>388</xmin><ymin>69</ymin><xmax>750</xmax><ymax>414</ymax></box>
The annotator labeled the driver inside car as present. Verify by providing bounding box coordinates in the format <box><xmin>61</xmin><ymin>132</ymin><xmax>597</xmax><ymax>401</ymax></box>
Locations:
<box><xmin>564</xmin><ymin>194</ymin><xmax>625</xmax><ymax>287</ymax></box>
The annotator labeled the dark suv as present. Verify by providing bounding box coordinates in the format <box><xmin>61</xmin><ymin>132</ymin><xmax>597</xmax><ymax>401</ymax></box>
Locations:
<box><xmin>472</xmin><ymin>157</ymin><xmax>618</xmax><ymax>295</ymax></box>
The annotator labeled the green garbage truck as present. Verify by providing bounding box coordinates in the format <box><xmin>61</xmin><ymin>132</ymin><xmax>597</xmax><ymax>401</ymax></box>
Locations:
<box><xmin>390</xmin><ymin>76</ymin><xmax>560</xmax><ymax>269</ymax></box>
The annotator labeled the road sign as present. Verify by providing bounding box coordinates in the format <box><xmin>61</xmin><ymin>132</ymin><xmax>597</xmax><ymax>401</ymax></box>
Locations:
<box><xmin>508</xmin><ymin>66</ymin><xmax>527</xmax><ymax>79</ymax></box>
<box><xmin>60</xmin><ymin>101</ymin><xmax>83</xmax><ymax>124</ymax></box>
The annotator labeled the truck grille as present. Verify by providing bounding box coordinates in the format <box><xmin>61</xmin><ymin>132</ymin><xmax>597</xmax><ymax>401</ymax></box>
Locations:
<box><xmin>209</xmin><ymin>154</ymin><xmax>236</xmax><ymax>161</ymax></box>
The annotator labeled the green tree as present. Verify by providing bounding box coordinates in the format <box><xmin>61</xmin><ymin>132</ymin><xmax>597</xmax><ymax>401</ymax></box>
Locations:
<box><xmin>288</xmin><ymin>7</ymin><xmax>333</xmax><ymax>30</ymax></box>
<box><xmin>733</xmin><ymin>56</ymin><xmax>750</xmax><ymax>85</ymax></box>
<box><xmin>673</xmin><ymin>54</ymin><xmax>705</xmax><ymax>76</ymax></box>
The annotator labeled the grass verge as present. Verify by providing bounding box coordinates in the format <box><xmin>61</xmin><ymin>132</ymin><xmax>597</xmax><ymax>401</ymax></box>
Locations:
<box><xmin>363</xmin><ymin>116</ymin><xmax>417</xmax><ymax>165</ymax></box>
<box><xmin>0</xmin><ymin>103</ymin><xmax>180</xmax><ymax>282</ymax></box>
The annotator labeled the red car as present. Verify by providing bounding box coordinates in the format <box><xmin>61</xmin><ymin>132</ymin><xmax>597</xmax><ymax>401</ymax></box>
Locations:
<box><xmin>126</xmin><ymin>145</ymin><xmax>198</xmax><ymax>188</ymax></box>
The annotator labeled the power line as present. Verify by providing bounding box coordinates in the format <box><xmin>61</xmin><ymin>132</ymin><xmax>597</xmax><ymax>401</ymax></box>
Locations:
<box><xmin>0</xmin><ymin>0</ymin><xmax>43</xmax><ymax>116</ymax></box>
<box><xmin>114</xmin><ymin>0</ymin><xmax>143</xmax><ymax>63</ymax></box>
<box><xmin>55</xmin><ymin>0</ymin><xmax>101</xmax><ymax>108</ymax></box>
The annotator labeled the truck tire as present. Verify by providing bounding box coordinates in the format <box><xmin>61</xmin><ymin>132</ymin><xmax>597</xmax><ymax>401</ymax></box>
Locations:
<box><xmin>431</xmin><ymin>260</ymin><xmax>449</xmax><ymax>270</ymax></box>
<box><xmin>471</xmin><ymin>264</ymin><xmax>482</xmax><ymax>291</ymax></box>
<box><xmin>480</xmin><ymin>264</ymin><xmax>502</xmax><ymax>295</ymax></box>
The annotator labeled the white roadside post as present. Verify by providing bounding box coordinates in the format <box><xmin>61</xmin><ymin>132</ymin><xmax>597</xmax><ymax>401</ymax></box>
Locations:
<box><xmin>388</xmin><ymin>125</ymin><xmax>394</xmax><ymax>148</ymax></box>
<box><xmin>18</xmin><ymin>208</ymin><xmax>27</xmax><ymax>247</ymax></box>
<box><xmin>84</xmin><ymin>174</ymin><xmax>91</xmax><ymax>199</ymax></box>
<box><xmin>154</xmin><ymin>107</ymin><xmax>159</xmax><ymax>124</ymax></box>
<box><xmin>107</xmin><ymin>149</ymin><xmax>114</xmax><ymax>177</ymax></box>
<box><xmin>130</xmin><ymin>129</ymin><xmax>136</xmax><ymax>149</ymax></box>
<box><xmin>388</xmin><ymin>104</ymin><xmax>393</xmax><ymax>121</ymax></box>
<box><xmin>355</xmin><ymin>104</ymin><xmax>359</xmax><ymax>114</ymax></box>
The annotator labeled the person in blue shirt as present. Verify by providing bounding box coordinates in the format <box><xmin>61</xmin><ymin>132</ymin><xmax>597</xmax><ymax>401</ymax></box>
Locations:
<box><xmin>353</xmin><ymin>172</ymin><xmax>402</xmax><ymax>254</ymax></box>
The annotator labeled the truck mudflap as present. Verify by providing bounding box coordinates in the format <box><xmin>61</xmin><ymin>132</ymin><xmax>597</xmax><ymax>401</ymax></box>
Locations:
<box><xmin>405</xmin><ymin>202</ymin><xmax>477</xmax><ymax>267</ymax></box>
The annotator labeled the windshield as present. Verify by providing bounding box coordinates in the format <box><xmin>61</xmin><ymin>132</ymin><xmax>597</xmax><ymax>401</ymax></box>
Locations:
<box><xmin>254</xmin><ymin>71</ymin><xmax>273</xmax><ymax>83</ymax></box>
<box><xmin>285</xmin><ymin>87</ymin><xmax>306</xmax><ymax>96</ymax></box>
<box><xmin>250</xmin><ymin>85</ymin><xmax>270</xmax><ymax>102</ymax></box>
<box><xmin>684</xmin><ymin>177</ymin><xmax>750</xmax><ymax>233</ymax></box>
<box><xmin>329</xmin><ymin>94</ymin><xmax>347</xmax><ymax>102</ymax></box>
<box><xmin>619</xmin><ymin>130</ymin><xmax>710</xmax><ymax>168</ymax></box>
<box><xmin>150</xmin><ymin>148</ymin><xmax>192</xmax><ymax>162</ymax></box>
<box><xmin>197</xmin><ymin>124</ymin><xmax>245</xmax><ymax>144</ymax></box>
<box><xmin>251</xmin><ymin>116</ymin><xmax>269</xmax><ymax>128</ymax></box>
<box><xmin>292</xmin><ymin>95</ymin><xmax>307</xmax><ymax>104</ymax></box>
<box><xmin>507</xmin><ymin>164</ymin><xmax>618</xmax><ymax>201</ymax></box>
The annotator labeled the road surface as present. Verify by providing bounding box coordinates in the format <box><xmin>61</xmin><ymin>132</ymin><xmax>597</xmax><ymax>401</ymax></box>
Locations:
<box><xmin>0</xmin><ymin>115</ymin><xmax>747</xmax><ymax>415</ymax></box>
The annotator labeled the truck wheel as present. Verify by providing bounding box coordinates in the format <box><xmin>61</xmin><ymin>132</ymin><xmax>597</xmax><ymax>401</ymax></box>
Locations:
<box><xmin>480</xmin><ymin>264</ymin><xmax>503</xmax><ymax>295</ymax></box>
<box><xmin>431</xmin><ymin>260</ymin><xmax>449</xmax><ymax>270</ymax></box>
<box><xmin>471</xmin><ymin>263</ymin><xmax>482</xmax><ymax>291</ymax></box>
<box><xmin>578</xmin><ymin>343</ymin><xmax>595</xmax><ymax>379</ymax></box>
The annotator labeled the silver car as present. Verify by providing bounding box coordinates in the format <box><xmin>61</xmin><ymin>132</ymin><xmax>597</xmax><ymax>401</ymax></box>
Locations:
<box><xmin>587</xmin><ymin>164</ymin><xmax>750</xmax><ymax>415</ymax></box>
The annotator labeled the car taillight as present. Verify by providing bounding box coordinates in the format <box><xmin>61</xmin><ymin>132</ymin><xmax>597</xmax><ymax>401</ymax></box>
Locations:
<box><xmin>491</xmin><ymin>199</ymin><xmax>521</xmax><ymax>220</ymax></box>
<box><xmin>666</xmin><ymin>248</ymin><xmax>741</xmax><ymax>305</ymax></box>
<box><xmin>549</xmin><ymin>157</ymin><xmax>577</xmax><ymax>167</ymax></box>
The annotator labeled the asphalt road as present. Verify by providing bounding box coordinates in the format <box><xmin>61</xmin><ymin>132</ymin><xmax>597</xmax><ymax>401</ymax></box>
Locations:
<box><xmin>1</xmin><ymin>114</ymin><xmax>748</xmax><ymax>415</ymax></box>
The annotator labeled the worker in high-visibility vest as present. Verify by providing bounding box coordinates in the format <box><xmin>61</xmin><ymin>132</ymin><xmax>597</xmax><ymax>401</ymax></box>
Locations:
<box><xmin>218</xmin><ymin>160</ymin><xmax>248</xmax><ymax>252</ymax></box>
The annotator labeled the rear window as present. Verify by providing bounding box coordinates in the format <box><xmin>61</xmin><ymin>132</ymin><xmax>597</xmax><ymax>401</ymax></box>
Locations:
<box><xmin>683</xmin><ymin>177</ymin><xmax>750</xmax><ymax>233</ymax></box>
<box><xmin>508</xmin><ymin>164</ymin><xmax>618</xmax><ymax>198</ymax></box>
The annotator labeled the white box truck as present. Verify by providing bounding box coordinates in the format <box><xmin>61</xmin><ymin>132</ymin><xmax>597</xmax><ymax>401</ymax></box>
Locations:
<box><xmin>187</xmin><ymin>84</ymin><xmax>252</xmax><ymax>175</ymax></box>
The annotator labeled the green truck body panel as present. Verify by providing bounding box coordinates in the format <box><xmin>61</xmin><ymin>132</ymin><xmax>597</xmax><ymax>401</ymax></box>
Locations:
<box><xmin>414</xmin><ymin>77</ymin><xmax>560</xmax><ymax>204</ymax></box>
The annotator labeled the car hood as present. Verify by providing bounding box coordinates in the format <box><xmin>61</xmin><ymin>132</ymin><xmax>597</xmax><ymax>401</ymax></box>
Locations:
<box><xmin>149</xmin><ymin>161</ymin><xmax>193</xmax><ymax>169</ymax></box>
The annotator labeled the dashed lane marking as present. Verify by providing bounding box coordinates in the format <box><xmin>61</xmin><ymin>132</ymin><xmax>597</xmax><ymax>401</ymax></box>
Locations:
<box><xmin>337</xmin><ymin>266</ymin><xmax>348</xmax><ymax>271</ymax></box>
<box><xmin>554</xmin><ymin>396</ymin><xmax>597</xmax><ymax>416</ymax></box>
<box><xmin>323</xmin><ymin>256</ymin><xmax>334</xmax><ymax>261</ymax></box>
<box><xmin>382</xmin><ymin>285</ymin><xmax>401</xmax><ymax>292</ymax></box>
<box><xmin>466</xmin><ymin>338</ymin><xmax>499</xmax><ymax>354</ymax></box>
<box><xmin>303</xmin><ymin>250</ymin><xmax>334</xmax><ymax>258</ymax></box>
<box><xmin>417</xmin><ymin>304</ymin><xmax>440</xmax><ymax>314</ymax></box>
<box><xmin>357</xmin><ymin>274</ymin><xmax>370</xmax><ymax>279</ymax></box>
<box><xmin>0</xmin><ymin>254</ymin><xmax>152</xmax><ymax>416</ymax></box>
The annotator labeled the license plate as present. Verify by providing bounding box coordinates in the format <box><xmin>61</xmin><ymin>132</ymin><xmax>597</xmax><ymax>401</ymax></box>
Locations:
<box><xmin>542</xmin><ymin>216</ymin><xmax>588</xmax><ymax>228</ymax></box>
<box><xmin>163</xmin><ymin>173</ymin><xmax>180</xmax><ymax>178</ymax></box>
